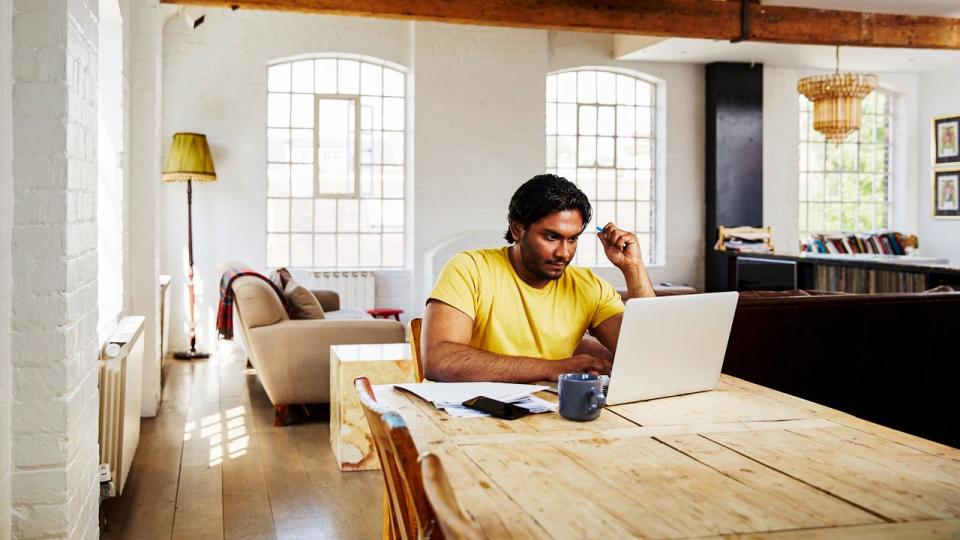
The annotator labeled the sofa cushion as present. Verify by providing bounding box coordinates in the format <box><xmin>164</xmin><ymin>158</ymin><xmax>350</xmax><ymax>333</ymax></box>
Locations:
<box><xmin>284</xmin><ymin>280</ymin><xmax>326</xmax><ymax>319</ymax></box>
<box><xmin>233</xmin><ymin>276</ymin><xmax>290</xmax><ymax>329</ymax></box>
<box><xmin>324</xmin><ymin>308</ymin><xmax>373</xmax><ymax>320</ymax></box>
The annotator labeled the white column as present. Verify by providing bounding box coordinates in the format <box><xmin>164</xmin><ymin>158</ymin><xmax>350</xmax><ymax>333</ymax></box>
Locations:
<box><xmin>1</xmin><ymin>0</ymin><xmax>15</xmax><ymax>535</ymax></box>
<box><xmin>129</xmin><ymin>0</ymin><xmax>164</xmax><ymax>417</ymax></box>
<box><xmin>10</xmin><ymin>0</ymin><xmax>101</xmax><ymax>537</ymax></box>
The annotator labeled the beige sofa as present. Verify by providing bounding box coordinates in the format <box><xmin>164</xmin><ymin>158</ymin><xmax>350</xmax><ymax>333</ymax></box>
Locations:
<box><xmin>231</xmin><ymin>275</ymin><xmax>405</xmax><ymax>425</ymax></box>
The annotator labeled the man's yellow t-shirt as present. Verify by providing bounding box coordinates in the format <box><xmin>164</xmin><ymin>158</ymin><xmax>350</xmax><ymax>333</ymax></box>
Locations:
<box><xmin>428</xmin><ymin>247</ymin><xmax>624</xmax><ymax>360</ymax></box>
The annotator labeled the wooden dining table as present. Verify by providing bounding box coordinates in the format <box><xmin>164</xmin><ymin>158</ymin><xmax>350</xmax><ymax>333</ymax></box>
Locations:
<box><xmin>375</xmin><ymin>375</ymin><xmax>960</xmax><ymax>539</ymax></box>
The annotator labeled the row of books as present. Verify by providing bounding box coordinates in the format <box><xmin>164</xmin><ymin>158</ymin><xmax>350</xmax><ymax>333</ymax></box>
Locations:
<box><xmin>813</xmin><ymin>265</ymin><xmax>927</xmax><ymax>294</ymax></box>
<box><xmin>801</xmin><ymin>232</ymin><xmax>908</xmax><ymax>256</ymax></box>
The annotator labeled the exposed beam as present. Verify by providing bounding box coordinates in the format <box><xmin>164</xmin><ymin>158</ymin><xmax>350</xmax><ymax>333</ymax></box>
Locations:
<box><xmin>162</xmin><ymin>0</ymin><xmax>960</xmax><ymax>50</ymax></box>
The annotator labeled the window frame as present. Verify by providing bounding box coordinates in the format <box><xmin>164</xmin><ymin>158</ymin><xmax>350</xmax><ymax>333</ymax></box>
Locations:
<box><xmin>265</xmin><ymin>54</ymin><xmax>409</xmax><ymax>270</ymax></box>
<box><xmin>545</xmin><ymin>66</ymin><xmax>664</xmax><ymax>267</ymax></box>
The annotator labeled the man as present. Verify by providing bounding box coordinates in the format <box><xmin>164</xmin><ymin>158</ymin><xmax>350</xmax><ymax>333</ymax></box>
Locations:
<box><xmin>422</xmin><ymin>174</ymin><xmax>655</xmax><ymax>383</ymax></box>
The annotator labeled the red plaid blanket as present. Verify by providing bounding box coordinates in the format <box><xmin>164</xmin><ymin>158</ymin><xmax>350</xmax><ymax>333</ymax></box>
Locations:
<box><xmin>216</xmin><ymin>266</ymin><xmax>296</xmax><ymax>340</ymax></box>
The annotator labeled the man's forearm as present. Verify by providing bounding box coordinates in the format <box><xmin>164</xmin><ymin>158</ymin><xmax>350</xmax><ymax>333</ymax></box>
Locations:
<box><xmin>623</xmin><ymin>265</ymin><xmax>656</xmax><ymax>298</ymax></box>
<box><xmin>425</xmin><ymin>342</ymin><xmax>566</xmax><ymax>383</ymax></box>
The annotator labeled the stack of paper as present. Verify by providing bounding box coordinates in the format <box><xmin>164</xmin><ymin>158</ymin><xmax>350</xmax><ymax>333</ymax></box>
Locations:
<box><xmin>394</xmin><ymin>382</ymin><xmax>558</xmax><ymax>418</ymax></box>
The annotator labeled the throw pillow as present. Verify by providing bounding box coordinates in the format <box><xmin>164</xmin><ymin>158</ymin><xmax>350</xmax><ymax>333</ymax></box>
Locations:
<box><xmin>271</xmin><ymin>267</ymin><xmax>293</xmax><ymax>290</ymax></box>
<box><xmin>284</xmin><ymin>280</ymin><xmax>326</xmax><ymax>319</ymax></box>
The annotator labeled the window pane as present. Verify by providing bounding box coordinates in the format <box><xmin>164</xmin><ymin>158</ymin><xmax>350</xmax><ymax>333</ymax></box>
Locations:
<box><xmin>383</xmin><ymin>200</ymin><xmax>404</xmax><ymax>232</ymax></box>
<box><xmin>636</xmin><ymin>139</ymin><xmax>652</xmax><ymax>169</ymax></box>
<box><xmin>596</xmin><ymin>201</ymin><xmax>615</xmax><ymax>228</ymax></box>
<box><xmin>360</xmin><ymin>63</ymin><xmax>383</xmax><ymax>96</ymax></box>
<box><xmin>360</xmin><ymin>165</ymin><xmax>382</xmax><ymax>197</ymax></box>
<box><xmin>267</xmin><ymin>129</ymin><xmax>290</xmax><ymax>162</ymax></box>
<box><xmin>557</xmin><ymin>72</ymin><xmax>577</xmax><ymax>102</ymax></box>
<box><xmin>616</xmin><ymin>137</ymin><xmax>635</xmax><ymax>169</ymax></box>
<box><xmin>337</xmin><ymin>234</ymin><xmax>359</xmax><ymax>267</ymax></box>
<box><xmin>578</xmin><ymin>136</ymin><xmax>596</xmax><ymax>167</ymax></box>
<box><xmin>292</xmin><ymin>60</ymin><xmax>313</xmax><ymax>93</ymax></box>
<box><xmin>636</xmin><ymin>107</ymin><xmax>652</xmax><ymax>137</ymax></box>
<box><xmin>546</xmin><ymin>136</ymin><xmax>557</xmax><ymax>168</ymax></box>
<box><xmin>557</xmin><ymin>136</ymin><xmax>576</xmax><ymax>168</ymax></box>
<box><xmin>290</xmin><ymin>233</ymin><xmax>312</xmax><ymax>266</ymax></box>
<box><xmin>268</xmin><ymin>94</ymin><xmax>290</xmax><ymax>127</ymax></box>
<box><xmin>617</xmin><ymin>201</ymin><xmax>635</xmax><ymax>232</ymax></box>
<box><xmin>267</xmin><ymin>234</ymin><xmax>289</xmax><ymax>267</ymax></box>
<box><xmin>636</xmin><ymin>202</ymin><xmax>652</xmax><ymax>232</ymax></box>
<box><xmin>315</xmin><ymin>59</ymin><xmax>337</xmax><ymax>93</ymax></box>
<box><xmin>383</xmin><ymin>132</ymin><xmax>403</xmax><ymax>165</ymax></box>
<box><xmin>597</xmin><ymin>137</ymin><xmax>614</xmax><ymax>167</ymax></box>
<box><xmin>557</xmin><ymin>104</ymin><xmax>576</xmax><ymax>135</ymax></box>
<box><xmin>314</xmin><ymin>234</ymin><xmax>336</xmax><ymax>267</ymax></box>
<box><xmin>338</xmin><ymin>60</ymin><xmax>360</xmax><ymax>94</ymax></box>
<box><xmin>383</xmin><ymin>68</ymin><xmax>404</xmax><ymax>97</ymax></box>
<box><xmin>361</xmin><ymin>96</ymin><xmax>382</xmax><ymax>131</ymax></box>
<box><xmin>267</xmin><ymin>164</ymin><xmax>289</xmax><ymax>197</ymax></box>
<box><xmin>636</xmin><ymin>81</ymin><xmax>652</xmax><ymax>106</ymax></box>
<box><xmin>291</xmin><ymin>164</ymin><xmax>312</xmax><ymax>197</ymax></box>
<box><xmin>546</xmin><ymin>74</ymin><xmax>557</xmax><ymax>102</ymax></box>
<box><xmin>617</xmin><ymin>169</ymin><xmax>635</xmax><ymax>200</ymax></box>
<box><xmin>577</xmin><ymin>71</ymin><xmax>596</xmax><ymax>103</ymax></box>
<box><xmin>291</xmin><ymin>199</ymin><xmax>313</xmax><ymax>232</ymax></box>
<box><xmin>291</xmin><ymin>94</ymin><xmax>313</xmax><ymax>128</ymax></box>
<box><xmin>616</xmin><ymin>75</ymin><xmax>635</xmax><ymax>105</ymax></box>
<box><xmin>383</xmin><ymin>166</ymin><xmax>403</xmax><ymax>198</ymax></box>
<box><xmin>360</xmin><ymin>199</ymin><xmax>382</xmax><ymax>232</ymax></box>
<box><xmin>383</xmin><ymin>97</ymin><xmax>404</xmax><ymax>131</ymax></box>
<box><xmin>267</xmin><ymin>199</ymin><xmax>289</xmax><ymax>232</ymax></box>
<box><xmin>597</xmin><ymin>72</ymin><xmax>615</xmax><ymax>104</ymax></box>
<box><xmin>382</xmin><ymin>234</ymin><xmax>403</xmax><ymax>267</ymax></box>
<box><xmin>317</xmin><ymin>99</ymin><xmax>354</xmax><ymax>194</ymax></box>
<box><xmin>577</xmin><ymin>168</ymin><xmax>596</xmax><ymax>200</ymax></box>
<box><xmin>578</xmin><ymin>106</ymin><xmax>596</xmax><ymax>136</ymax></box>
<box><xmin>268</xmin><ymin>64</ymin><xmax>290</xmax><ymax>92</ymax></box>
<box><xmin>578</xmin><ymin>235</ymin><xmax>597</xmax><ymax>266</ymax></box>
<box><xmin>596</xmin><ymin>169</ymin><xmax>615</xmax><ymax>200</ymax></box>
<box><xmin>337</xmin><ymin>199</ymin><xmax>358</xmax><ymax>232</ymax></box>
<box><xmin>636</xmin><ymin>170</ymin><xmax>652</xmax><ymax>201</ymax></box>
<box><xmin>315</xmin><ymin>199</ymin><xmax>336</xmax><ymax>232</ymax></box>
<box><xmin>546</xmin><ymin>103</ymin><xmax>557</xmax><ymax>135</ymax></box>
<box><xmin>842</xmin><ymin>173</ymin><xmax>858</xmax><ymax>201</ymax></box>
<box><xmin>616</xmin><ymin>106</ymin><xmax>635</xmax><ymax>137</ymax></box>
<box><xmin>360</xmin><ymin>234</ymin><xmax>381</xmax><ymax>267</ymax></box>
<box><xmin>291</xmin><ymin>129</ymin><xmax>313</xmax><ymax>163</ymax></box>
<box><xmin>597</xmin><ymin>106</ymin><xmax>615</xmax><ymax>136</ymax></box>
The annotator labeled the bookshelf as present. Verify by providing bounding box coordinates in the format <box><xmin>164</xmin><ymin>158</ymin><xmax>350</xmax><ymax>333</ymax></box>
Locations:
<box><xmin>718</xmin><ymin>252</ymin><xmax>960</xmax><ymax>293</ymax></box>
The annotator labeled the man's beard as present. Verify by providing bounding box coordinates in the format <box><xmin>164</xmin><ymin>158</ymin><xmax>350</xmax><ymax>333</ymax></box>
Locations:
<box><xmin>519</xmin><ymin>234</ymin><xmax>568</xmax><ymax>281</ymax></box>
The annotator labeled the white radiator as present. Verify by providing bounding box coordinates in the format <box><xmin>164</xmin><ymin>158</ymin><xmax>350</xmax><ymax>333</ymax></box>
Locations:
<box><xmin>99</xmin><ymin>315</ymin><xmax>145</xmax><ymax>497</ymax></box>
<box><xmin>312</xmin><ymin>270</ymin><xmax>376</xmax><ymax>311</ymax></box>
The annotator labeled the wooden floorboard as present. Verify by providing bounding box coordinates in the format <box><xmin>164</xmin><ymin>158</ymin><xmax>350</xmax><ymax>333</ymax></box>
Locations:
<box><xmin>100</xmin><ymin>344</ymin><xmax>383</xmax><ymax>539</ymax></box>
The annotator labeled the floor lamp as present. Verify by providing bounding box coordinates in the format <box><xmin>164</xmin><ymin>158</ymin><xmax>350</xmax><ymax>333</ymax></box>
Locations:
<box><xmin>162</xmin><ymin>132</ymin><xmax>217</xmax><ymax>360</ymax></box>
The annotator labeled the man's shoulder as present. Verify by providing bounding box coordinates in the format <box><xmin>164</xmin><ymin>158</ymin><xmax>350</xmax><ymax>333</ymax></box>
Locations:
<box><xmin>452</xmin><ymin>247</ymin><xmax>509</xmax><ymax>268</ymax></box>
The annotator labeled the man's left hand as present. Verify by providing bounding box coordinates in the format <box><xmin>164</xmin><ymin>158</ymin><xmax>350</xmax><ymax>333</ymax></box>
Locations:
<box><xmin>597</xmin><ymin>222</ymin><xmax>644</xmax><ymax>271</ymax></box>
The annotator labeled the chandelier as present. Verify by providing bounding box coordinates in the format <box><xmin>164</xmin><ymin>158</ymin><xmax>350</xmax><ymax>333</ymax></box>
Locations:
<box><xmin>797</xmin><ymin>47</ymin><xmax>877</xmax><ymax>143</ymax></box>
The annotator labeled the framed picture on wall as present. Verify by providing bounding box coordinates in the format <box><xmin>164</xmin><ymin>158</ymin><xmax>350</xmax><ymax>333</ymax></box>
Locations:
<box><xmin>933</xmin><ymin>168</ymin><xmax>960</xmax><ymax>219</ymax></box>
<box><xmin>933</xmin><ymin>114</ymin><xmax>960</xmax><ymax>165</ymax></box>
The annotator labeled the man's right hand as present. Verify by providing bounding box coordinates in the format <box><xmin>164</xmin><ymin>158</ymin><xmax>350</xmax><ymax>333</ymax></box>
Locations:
<box><xmin>556</xmin><ymin>354</ymin><xmax>613</xmax><ymax>378</ymax></box>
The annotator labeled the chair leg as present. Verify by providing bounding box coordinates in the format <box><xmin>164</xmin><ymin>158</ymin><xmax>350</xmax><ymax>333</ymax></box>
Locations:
<box><xmin>274</xmin><ymin>405</ymin><xmax>289</xmax><ymax>427</ymax></box>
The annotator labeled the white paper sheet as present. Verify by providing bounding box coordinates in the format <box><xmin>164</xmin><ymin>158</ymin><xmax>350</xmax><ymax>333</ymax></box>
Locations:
<box><xmin>393</xmin><ymin>382</ymin><xmax>551</xmax><ymax>410</ymax></box>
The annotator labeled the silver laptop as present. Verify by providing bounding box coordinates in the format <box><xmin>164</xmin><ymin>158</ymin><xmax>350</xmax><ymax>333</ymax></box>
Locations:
<box><xmin>604</xmin><ymin>292</ymin><xmax>739</xmax><ymax>406</ymax></box>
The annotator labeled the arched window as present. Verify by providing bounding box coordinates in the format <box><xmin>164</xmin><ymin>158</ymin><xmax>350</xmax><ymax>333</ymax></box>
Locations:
<box><xmin>546</xmin><ymin>68</ymin><xmax>659</xmax><ymax>265</ymax></box>
<box><xmin>798</xmin><ymin>89</ymin><xmax>893</xmax><ymax>239</ymax></box>
<box><xmin>266</xmin><ymin>55</ymin><xmax>407</xmax><ymax>269</ymax></box>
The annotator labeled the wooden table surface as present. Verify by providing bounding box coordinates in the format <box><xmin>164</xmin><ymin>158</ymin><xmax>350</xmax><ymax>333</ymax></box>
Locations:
<box><xmin>375</xmin><ymin>375</ymin><xmax>960</xmax><ymax>539</ymax></box>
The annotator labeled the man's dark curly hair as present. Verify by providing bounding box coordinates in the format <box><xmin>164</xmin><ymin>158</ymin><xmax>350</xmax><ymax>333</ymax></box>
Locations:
<box><xmin>504</xmin><ymin>174</ymin><xmax>592</xmax><ymax>243</ymax></box>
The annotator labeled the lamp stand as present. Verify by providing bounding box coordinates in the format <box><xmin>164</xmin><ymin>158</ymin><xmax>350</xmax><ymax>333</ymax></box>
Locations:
<box><xmin>174</xmin><ymin>178</ymin><xmax>210</xmax><ymax>360</ymax></box>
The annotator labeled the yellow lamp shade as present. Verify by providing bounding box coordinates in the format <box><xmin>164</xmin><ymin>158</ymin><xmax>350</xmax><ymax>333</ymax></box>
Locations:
<box><xmin>162</xmin><ymin>132</ymin><xmax>217</xmax><ymax>182</ymax></box>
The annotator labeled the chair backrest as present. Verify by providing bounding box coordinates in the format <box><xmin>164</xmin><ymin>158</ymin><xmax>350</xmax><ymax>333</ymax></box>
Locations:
<box><xmin>407</xmin><ymin>318</ymin><xmax>424</xmax><ymax>382</ymax></box>
<box><xmin>354</xmin><ymin>377</ymin><xmax>440</xmax><ymax>540</ymax></box>
<box><xmin>419</xmin><ymin>453</ymin><xmax>483</xmax><ymax>540</ymax></box>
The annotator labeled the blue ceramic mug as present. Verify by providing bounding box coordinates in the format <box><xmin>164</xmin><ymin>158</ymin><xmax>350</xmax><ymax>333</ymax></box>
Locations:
<box><xmin>558</xmin><ymin>373</ymin><xmax>606</xmax><ymax>421</ymax></box>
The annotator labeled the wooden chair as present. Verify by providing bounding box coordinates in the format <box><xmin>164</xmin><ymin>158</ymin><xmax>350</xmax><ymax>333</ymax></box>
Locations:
<box><xmin>354</xmin><ymin>376</ymin><xmax>441</xmax><ymax>540</ymax></box>
<box><xmin>407</xmin><ymin>317</ymin><xmax>424</xmax><ymax>382</ymax></box>
<box><xmin>419</xmin><ymin>453</ymin><xmax>483</xmax><ymax>540</ymax></box>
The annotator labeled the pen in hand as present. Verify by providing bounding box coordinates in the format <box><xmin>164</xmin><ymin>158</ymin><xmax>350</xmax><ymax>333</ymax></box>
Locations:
<box><xmin>597</xmin><ymin>225</ymin><xmax>632</xmax><ymax>250</ymax></box>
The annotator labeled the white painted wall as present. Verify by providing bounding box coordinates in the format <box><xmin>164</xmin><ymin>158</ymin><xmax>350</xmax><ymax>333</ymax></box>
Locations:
<box><xmin>918</xmin><ymin>69</ymin><xmax>960</xmax><ymax>263</ymax></box>
<box><xmin>129</xmin><ymin>0</ymin><xmax>164</xmax><ymax>416</ymax></box>
<box><xmin>1</xmin><ymin>0</ymin><xmax>14</xmax><ymax>535</ymax></box>
<box><xmin>159</xmin><ymin>11</ymin><xmax>709</xmax><ymax>351</ymax></box>
<box><xmin>10</xmin><ymin>0</ymin><xmax>101</xmax><ymax>536</ymax></box>
<box><xmin>763</xmin><ymin>68</ymin><xmax>921</xmax><ymax>252</ymax></box>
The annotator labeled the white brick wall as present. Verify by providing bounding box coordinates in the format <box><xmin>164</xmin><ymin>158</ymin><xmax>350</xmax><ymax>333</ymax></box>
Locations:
<box><xmin>10</xmin><ymin>0</ymin><xmax>100</xmax><ymax>537</ymax></box>
<box><xmin>2</xmin><ymin>0</ymin><xmax>15</xmax><ymax>536</ymax></box>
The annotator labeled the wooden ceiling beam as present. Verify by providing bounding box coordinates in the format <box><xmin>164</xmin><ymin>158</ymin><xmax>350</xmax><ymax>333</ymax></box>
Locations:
<box><xmin>161</xmin><ymin>0</ymin><xmax>960</xmax><ymax>50</ymax></box>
